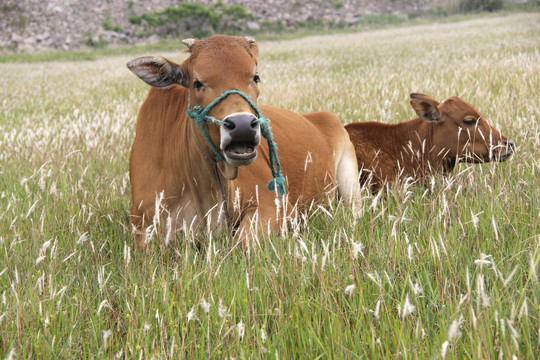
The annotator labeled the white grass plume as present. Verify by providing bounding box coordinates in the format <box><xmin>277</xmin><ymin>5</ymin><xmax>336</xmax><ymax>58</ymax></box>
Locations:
<box><xmin>187</xmin><ymin>306</ymin><xmax>198</xmax><ymax>322</ymax></box>
<box><xmin>236</xmin><ymin>320</ymin><xmax>245</xmax><ymax>340</ymax></box>
<box><xmin>97</xmin><ymin>299</ymin><xmax>111</xmax><ymax>315</ymax></box>
<box><xmin>399</xmin><ymin>294</ymin><xmax>415</xmax><ymax>319</ymax></box>
<box><xmin>477</xmin><ymin>274</ymin><xmax>491</xmax><ymax>307</ymax></box>
<box><xmin>200</xmin><ymin>298</ymin><xmax>211</xmax><ymax>314</ymax></box>
<box><xmin>474</xmin><ymin>253</ymin><xmax>493</xmax><ymax>267</ymax></box>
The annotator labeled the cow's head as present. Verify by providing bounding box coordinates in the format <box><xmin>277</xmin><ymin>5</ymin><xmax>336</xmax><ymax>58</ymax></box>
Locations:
<box><xmin>410</xmin><ymin>93</ymin><xmax>515</xmax><ymax>166</ymax></box>
<box><xmin>127</xmin><ymin>35</ymin><xmax>262</xmax><ymax>173</ymax></box>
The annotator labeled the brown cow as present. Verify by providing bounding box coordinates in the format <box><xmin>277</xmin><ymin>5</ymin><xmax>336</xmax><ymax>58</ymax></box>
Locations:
<box><xmin>127</xmin><ymin>35</ymin><xmax>360</xmax><ymax>250</ymax></box>
<box><xmin>345</xmin><ymin>93</ymin><xmax>515</xmax><ymax>192</ymax></box>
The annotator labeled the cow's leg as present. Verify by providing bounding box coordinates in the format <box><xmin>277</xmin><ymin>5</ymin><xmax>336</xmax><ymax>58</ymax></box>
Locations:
<box><xmin>234</xmin><ymin>209</ymin><xmax>261</xmax><ymax>250</ymax></box>
<box><xmin>130</xmin><ymin>198</ymin><xmax>155</xmax><ymax>251</ymax></box>
<box><xmin>130</xmin><ymin>212</ymin><xmax>148</xmax><ymax>251</ymax></box>
<box><xmin>234</xmin><ymin>191</ymin><xmax>291</xmax><ymax>250</ymax></box>
<box><xmin>336</xmin><ymin>141</ymin><xmax>363</xmax><ymax>209</ymax></box>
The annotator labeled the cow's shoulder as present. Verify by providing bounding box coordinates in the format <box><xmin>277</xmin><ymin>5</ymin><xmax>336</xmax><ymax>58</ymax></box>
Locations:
<box><xmin>260</xmin><ymin>106</ymin><xmax>340</xmax><ymax>127</ymax></box>
<box><xmin>345</xmin><ymin>121</ymin><xmax>395</xmax><ymax>146</ymax></box>
<box><xmin>302</xmin><ymin>111</ymin><xmax>343</xmax><ymax>132</ymax></box>
<box><xmin>259</xmin><ymin>105</ymin><xmax>306</xmax><ymax>122</ymax></box>
<box><xmin>345</xmin><ymin>121</ymin><xmax>400</xmax><ymax>163</ymax></box>
<box><xmin>345</xmin><ymin>121</ymin><xmax>394</xmax><ymax>133</ymax></box>
<box><xmin>260</xmin><ymin>106</ymin><xmax>347</xmax><ymax>148</ymax></box>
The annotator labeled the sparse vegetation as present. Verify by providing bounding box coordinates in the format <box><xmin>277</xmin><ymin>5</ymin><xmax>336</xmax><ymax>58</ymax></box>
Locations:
<box><xmin>460</xmin><ymin>0</ymin><xmax>504</xmax><ymax>12</ymax></box>
<box><xmin>85</xmin><ymin>36</ymin><xmax>108</xmax><ymax>49</ymax></box>
<box><xmin>102</xmin><ymin>16</ymin><xmax>124</xmax><ymax>33</ymax></box>
<box><xmin>445</xmin><ymin>0</ymin><xmax>539</xmax><ymax>14</ymax></box>
<box><xmin>1</xmin><ymin>4</ymin><xmax>16</xmax><ymax>12</ymax></box>
<box><xmin>17</xmin><ymin>15</ymin><xmax>29</xmax><ymax>26</ymax></box>
<box><xmin>330</xmin><ymin>0</ymin><xmax>344</xmax><ymax>9</ymax></box>
<box><xmin>128</xmin><ymin>2</ymin><xmax>254</xmax><ymax>38</ymax></box>
<box><xmin>0</xmin><ymin>13</ymin><xmax>538</xmax><ymax>359</ymax></box>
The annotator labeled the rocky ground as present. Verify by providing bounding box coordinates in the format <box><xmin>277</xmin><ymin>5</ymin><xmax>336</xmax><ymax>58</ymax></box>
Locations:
<box><xmin>0</xmin><ymin>0</ymin><xmax>444</xmax><ymax>52</ymax></box>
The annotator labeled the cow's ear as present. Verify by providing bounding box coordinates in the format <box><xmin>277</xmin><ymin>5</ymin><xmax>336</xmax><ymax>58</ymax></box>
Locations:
<box><xmin>245</xmin><ymin>36</ymin><xmax>258</xmax><ymax>58</ymax></box>
<box><xmin>127</xmin><ymin>56</ymin><xmax>188</xmax><ymax>88</ymax></box>
<box><xmin>410</xmin><ymin>93</ymin><xmax>441</xmax><ymax>122</ymax></box>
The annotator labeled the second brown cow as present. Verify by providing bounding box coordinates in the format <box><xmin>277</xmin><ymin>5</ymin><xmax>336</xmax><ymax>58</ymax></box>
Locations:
<box><xmin>345</xmin><ymin>93</ymin><xmax>515</xmax><ymax>192</ymax></box>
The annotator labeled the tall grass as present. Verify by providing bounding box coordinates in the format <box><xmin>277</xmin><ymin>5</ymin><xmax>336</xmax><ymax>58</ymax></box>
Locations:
<box><xmin>0</xmin><ymin>13</ymin><xmax>538</xmax><ymax>358</ymax></box>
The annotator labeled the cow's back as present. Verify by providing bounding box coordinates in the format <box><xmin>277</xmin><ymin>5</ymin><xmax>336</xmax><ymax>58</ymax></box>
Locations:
<box><xmin>233</xmin><ymin>106</ymin><xmax>352</xmax><ymax>212</ymax></box>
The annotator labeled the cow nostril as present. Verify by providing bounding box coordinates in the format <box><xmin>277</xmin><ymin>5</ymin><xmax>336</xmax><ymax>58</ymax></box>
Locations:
<box><xmin>224</xmin><ymin>120</ymin><xmax>235</xmax><ymax>130</ymax></box>
<box><xmin>223</xmin><ymin>113</ymin><xmax>258</xmax><ymax>142</ymax></box>
<box><xmin>504</xmin><ymin>140</ymin><xmax>516</xmax><ymax>151</ymax></box>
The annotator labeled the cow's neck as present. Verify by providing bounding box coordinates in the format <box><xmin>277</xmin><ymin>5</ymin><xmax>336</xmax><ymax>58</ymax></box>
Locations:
<box><xmin>189</xmin><ymin>122</ymin><xmax>233</xmax><ymax>226</ymax></box>
<box><xmin>177</xmin><ymin>91</ymin><xmax>231</xmax><ymax>232</ymax></box>
<box><xmin>391</xmin><ymin>118</ymin><xmax>443</xmax><ymax>176</ymax></box>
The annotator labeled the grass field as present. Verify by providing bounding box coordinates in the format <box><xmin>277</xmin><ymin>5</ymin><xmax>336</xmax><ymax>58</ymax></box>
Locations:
<box><xmin>0</xmin><ymin>13</ymin><xmax>539</xmax><ymax>359</ymax></box>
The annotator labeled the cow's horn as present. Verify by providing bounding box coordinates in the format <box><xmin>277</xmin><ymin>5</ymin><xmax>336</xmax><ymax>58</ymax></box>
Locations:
<box><xmin>245</xmin><ymin>36</ymin><xmax>256</xmax><ymax>45</ymax></box>
<box><xmin>182</xmin><ymin>38</ymin><xmax>196</xmax><ymax>49</ymax></box>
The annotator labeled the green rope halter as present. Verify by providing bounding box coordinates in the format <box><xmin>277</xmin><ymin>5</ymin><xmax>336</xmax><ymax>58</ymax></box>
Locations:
<box><xmin>187</xmin><ymin>89</ymin><xmax>286</xmax><ymax>196</ymax></box>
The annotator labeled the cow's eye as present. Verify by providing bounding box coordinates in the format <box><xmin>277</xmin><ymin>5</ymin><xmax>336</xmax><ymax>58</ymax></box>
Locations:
<box><xmin>193</xmin><ymin>79</ymin><xmax>204</xmax><ymax>89</ymax></box>
<box><xmin>463</xmin><ymin>118</ymin><xmax>477</xmax><ymax>125</ymax></box>
<box><xmin>253</xmin><ymin>75</ymin><xmax>261</xmax><ymax>84</ymax></box>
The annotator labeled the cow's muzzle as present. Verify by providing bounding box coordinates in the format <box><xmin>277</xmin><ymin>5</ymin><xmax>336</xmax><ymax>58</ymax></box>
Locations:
<box><xmin>220</xmin><ymin>112</ymin><xmax>261</xmax><ymax>166</ymax></box>
<box><xmin>496</xmin><ymin>139</ymin><xmax>515</xmax><ymax>162</ymax></box>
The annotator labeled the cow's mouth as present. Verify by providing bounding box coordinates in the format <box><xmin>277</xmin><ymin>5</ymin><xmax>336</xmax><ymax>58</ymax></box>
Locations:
<box><xmin>496</xmin><ymin>149</ymin><xmax>513</xmax><ymax>162</ymax></box>
<box><xmin>494</xmin><ymin>140</ymin><xmax>515</xmax><ymax>162</ymax></box>
<box><xmin>225</xmin><ymin>142</ymin><xmax>257</xmax><ymax>161</ymax></box>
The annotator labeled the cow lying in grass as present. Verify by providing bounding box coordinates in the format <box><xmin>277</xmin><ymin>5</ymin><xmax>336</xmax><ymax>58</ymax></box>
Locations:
<box><xmin>127</xmin><ymin>35</ymin><xmax>360</xmax><ymax>250</ymax></box>
<box><xmin>345</xmin><ymin>93</ymin><xmax>515</xmax><ymax>192</ymax></box>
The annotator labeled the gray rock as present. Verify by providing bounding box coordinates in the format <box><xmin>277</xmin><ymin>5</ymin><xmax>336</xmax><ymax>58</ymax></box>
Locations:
<box><xmin>147</xmin><ymin>34</ymin><xmax>161</xmax><ymax>44</ymax></box>
<box><xmin>344</xmin><ymin>15</ymin><xmax>359</xmax><ymax>25</ymax></box>
<box><xmin>0</xmin><ymin>0</ymin><xmax>443</xmax><ymax>52</ymax></box>
<box><xmin>246</xmin><ymin>21</ymin><xmax>261</xmax><ymax>31</ymax></box>
<box><xmin>36</xmin><ymin>32</ymin><xmax>50</xmax><ymax>41</ymax></box>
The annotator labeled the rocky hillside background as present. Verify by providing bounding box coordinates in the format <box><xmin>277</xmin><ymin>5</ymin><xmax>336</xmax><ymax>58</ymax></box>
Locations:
<box><xmin>1</xmin><ymin>0</ymin><xmax>448</xmax><ymax>52</ymax></box>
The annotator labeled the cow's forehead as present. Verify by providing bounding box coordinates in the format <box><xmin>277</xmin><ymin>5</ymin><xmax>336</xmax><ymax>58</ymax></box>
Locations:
<box><xmin>442</xmin><ymin>97</ymin><xmax>482</xmax><ymax>118</ymax></box>
<box><xmin>193</xmin><ymin>61</ymin><xmax>255</xmax><ymax>90</ymax></box>
<box><xmin>187</xmin><ymin>37</ymin><xmax>257</xmax><ymax>79</ymax></box>
<box><xmin>195</xmin><ymin>47</ymin><xmax>255</xmax><ymax>70</ymax></box>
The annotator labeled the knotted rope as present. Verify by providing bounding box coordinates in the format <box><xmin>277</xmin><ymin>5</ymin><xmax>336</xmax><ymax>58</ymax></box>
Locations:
<box><xmin>187</xmin><ymin>89</ymin><xmax>286</xmax><ymax>196</ymax></box>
